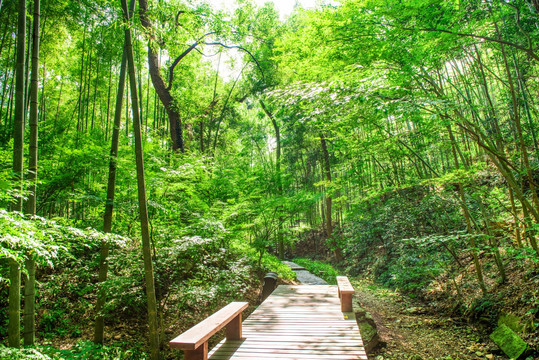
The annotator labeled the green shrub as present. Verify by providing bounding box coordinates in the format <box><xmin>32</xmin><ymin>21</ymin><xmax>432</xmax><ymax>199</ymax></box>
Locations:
<box><xmin>0</xmin><ymin>342</ymin><xmax>148</xmax><ymax>360</ymax></box>
<box><xmin>232</xmin><ymin>240</ymin><xmax>295</xmax><ymax>280</ymax></box>
<box><xmin>291</xmin><ymin>258</ymin><xmax>339</xmax><ymax>284</ymax></box>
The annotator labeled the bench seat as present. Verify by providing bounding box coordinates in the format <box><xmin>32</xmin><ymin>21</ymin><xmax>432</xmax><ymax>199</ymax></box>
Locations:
<box><xmin>170</xmin><ymin>301</ymin><xmax>248</xmax><ymax>360</ymax></box>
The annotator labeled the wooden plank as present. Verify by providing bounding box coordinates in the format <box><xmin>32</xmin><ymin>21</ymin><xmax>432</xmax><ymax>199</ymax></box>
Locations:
<box><xmin>170</xmin><ymin>301</ymin><xmax>248</xmax><ymax>350</ymax></box>
<box><xmin>336</xmin><ymin>276</ymin><xmax>354</xmax><ymax>294</ymax></box>
<box><xmin>207</xmin><ymin>285</ymin><xmax>367</xmax><ymax>360</ymax></box>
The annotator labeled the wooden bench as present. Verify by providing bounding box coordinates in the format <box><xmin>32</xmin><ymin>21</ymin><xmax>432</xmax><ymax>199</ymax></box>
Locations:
<box><xmin>169</xmin><ymin>301</ymin><xmax>248</xmax><ymax>360</ymax></box>
<box><xmin>336</xmin><ymin>276</ymin><xmax>354</xmax><ymax>312</ymax></box>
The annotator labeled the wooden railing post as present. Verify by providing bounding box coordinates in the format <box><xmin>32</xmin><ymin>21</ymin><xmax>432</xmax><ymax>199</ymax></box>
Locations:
<box><xmin>184</xmin><ymin>342</ymin><xmax>208</xmax><ymax>360</ymax></box>
<box><xmin>225</xmin><ymin>313</ymin><xmax>242</xmax><ymax>340</ymax></box>
<box><xmin>341</xmin><ymin>293</ymin><xmax>353</xmax><ymax>312</ymax></box>
<box><xmin>336</xmin><ymin>276</ymin><xmax>354</xmax><ymax>312</ymax></box>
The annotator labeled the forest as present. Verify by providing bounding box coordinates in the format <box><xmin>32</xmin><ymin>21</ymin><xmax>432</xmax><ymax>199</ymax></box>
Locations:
<box><xmin>1</xmin><ymin>0</ymin><xmax>539</xmax><ymax>359</ymax></box>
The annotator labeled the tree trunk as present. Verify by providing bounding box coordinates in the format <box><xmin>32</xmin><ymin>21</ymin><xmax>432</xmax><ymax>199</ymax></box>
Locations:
<box><xmin>138</xmin><ymin>0</ymin><xmax>184</xmax><ymax>152</ymax></box>
<box><xmin>260</xmin><ymin>99</ymin><xmax>284</xmax><ymax>259</ymax></box>
<box><xmin>122</xmin><ymin>1</ymin><xmax>160</xmax><ymax>358</ymax></box>
<box><xmin>25</xmin><ymin>0</ymin><xmax>39</xmax><ymax>216</ymax></box>
<box><xmin>94</xmin><ymin>6</ymin><xmax>131</xmax><ymax>341</ymax></box>
<box><xmin>0</xmin><ymin>19</ymin><xmax>14</xmax><ymax>126</ymax></box>
<box><xmin>478</xmin><ymin>197</ymin><xmax>506</xmax><ymax>282</ymax></box>
<box><xmin>8</xmin><ymin>259</ymin><xmax>21</xmax><ymax>348</ymax></box>
<box><xmin>23</xmin><ymin>0</ymin><xmax>39</xmax><ymax>346</ymax></box>
<box><xmin>105</xmin><ymin>61</ymin><xmax>112</xmax><ymax>140</ymax></box>
<box><xmin>9</xmin><ymin>0</ymin><xmax>26</xmax><ymax>348</ymax></box>
<box><xmin>91</xmin><ymin>57</ymin><xmax>100</xmax><ymax>130</ymax></box>
<box><xmin>320</xmin><ymin>133</ymin><xmax>343</xmax><ymax>262</ymax></box>
<box><xmin>77</xmin><ymin>17</ymin><xmax>86</xmax><ymax>134</ymax></box>
<box><xmin>448</xmin><ymin>125</ymin><xmax>487</xmax><ymax>294</ymax></box>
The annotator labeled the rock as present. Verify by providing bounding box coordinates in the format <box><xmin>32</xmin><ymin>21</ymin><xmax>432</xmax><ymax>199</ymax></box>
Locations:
<box><xmin>357</xmin><ymin>315</ymin><xmax>380</xmax><ymax>353</ymax></box>
<box><xmin>364</xmin><ymin>311</ymin><xmax>376</xmax><ymax>326</ymax></box>
<box><xmin>353</xmin><ymin>300</ymin><xmax>367</xmax><ymax>317</ymax></box>
<box><xmin>489</xmin><ymin>324</ymin><xmax>527</xmax><ymax>359</ymax></box>
<box><xmin>355</xmin><ymin>310</ymin><xmax>381</xmax><ymax>353</ymax></box>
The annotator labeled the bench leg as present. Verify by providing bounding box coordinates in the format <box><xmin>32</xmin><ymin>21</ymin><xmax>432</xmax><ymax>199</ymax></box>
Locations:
<box><xmin>184</xmin><ymin>342</ymin><xmax>208</xmax><ymax>360</ymax></box>
<box><xmin>226</xmin><ymin>313</ymin><xmax>242</xmax><ymax>340</ymax></box>
<box><xmin>341</xmin><ymin>293</ymin><xmax>353</xmax><ymax>312</ymax></box>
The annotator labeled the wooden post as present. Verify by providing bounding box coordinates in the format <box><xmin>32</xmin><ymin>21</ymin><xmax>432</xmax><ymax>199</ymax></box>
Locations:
<box><xmin>337</xmin><ymin>276</ymin><xmax>355</xmax><ymax>313</ymax></box>
<box><xmin>341</xmin><ymin>293</ymin><xmax>353</xmax><ymax>312</ymax></box>
<box><xmin>184</xmin><ymin>342</ymin><xmax>208</xmax><ymax>360</ymax></box>
<box><xmin>226</xmin><ymin>313</ymin><xmax>243</xmax><ymax>340</ymax></box>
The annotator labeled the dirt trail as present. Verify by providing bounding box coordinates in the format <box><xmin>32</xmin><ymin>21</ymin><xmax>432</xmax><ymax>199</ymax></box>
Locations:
<box><xmin>354</xmin><ymin>281</ymin><xmax>505</xmax><ymax>360</ymax></box>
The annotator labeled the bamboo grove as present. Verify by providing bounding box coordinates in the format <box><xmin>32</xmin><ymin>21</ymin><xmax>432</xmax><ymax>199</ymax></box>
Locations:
<box><xmin>1</xmin><ymin>0</ymin><xmax>539</xmax><ymax>358</ymax></box>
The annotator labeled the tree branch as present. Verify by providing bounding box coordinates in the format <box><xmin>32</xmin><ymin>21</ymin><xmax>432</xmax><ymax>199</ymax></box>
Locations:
<box><xmin>395</xmin><ymin>24</ymin><xmax>539</xmax><ymax>62</ymax></box>
<box><xmin>167</xmin><ymin>31</ymin><xmax>217</xmax><ymax>90</ymax></box>
<box><xmin>204</xmin><ymin>42</ymin><xmax>265</xmax><ymax>82</ymax></box>
<box><xmin>175</xmin><ymin>10</ymin><xmax>185</xmax><ymax>27</ymax></box>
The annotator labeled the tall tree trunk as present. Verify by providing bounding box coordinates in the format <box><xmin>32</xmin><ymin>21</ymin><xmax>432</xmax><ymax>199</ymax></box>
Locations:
<box><xmin>139</xmin><ymin>0</ymin><xmax>184</xmax><ymax>152</ymax></box>
<box><xmin>448</xmin><ymin>125</ymin><xmax>487</xmax><ymax>294</ymax></box>
<box><xmin>0</xmin><ymin>19</ymin><xmax>14</xmax><ymax>127</ymax></box>
<box><xmin>23</xmin><ymin>17</ymin><xmax>30</xmax><ymax>123</ymax></box>
<box><xmin>23</xmin><ymin>0</ymin><xmax>39</xmax><ymax>346</ymax></box>
<box><xmin>105</xmin><ymin>61</ymin><xmax>113</xmax><ymax>140</ymax></box>
<box><xmin>6</xmin><ymin>64</ymin><xmax>15</xmax><ymax>140</ymax></box>
<box><xmin>260</xmin><ymin>99</ymin><xmax>284</xmax><ymax>259</ymax></box>
<box><xmin>122</xmin><ymin>1</ymin><xmax>160</xmax><ymax>358</ymax></box>
<box><xmin>94</xmin><ymin>6</ymin><xmax>131</xmax><ymax>341</ymax></box>
<box><xmin>38</xmin><ymin>61</ymin><xmax>45</xmax><ymax>123</ymax></box>
<box><xmin>9</xmin><ymin>0</ymin><xmax>26</xmax><ymax>348</ymax></box>
<box><xmin>85</xmin><ymin>41</ymin><xmax>93</xmax><ymax>132</ymax></box>
<box><xmin>77</xmin><ymin>15</ymin><xmax>86</xmax><ymax>134</ymax></box>
<box><xmin>478</xmin><ymin>197</ymin><xmax>506</xmax><ymax>282</ymax></box>
<box><xmin>25</xmin><ymin>0</ymin><xmax>38</xmax><ymax>216</ymax></box>
<box><xmin>91</xmin><ymin>57</ymin><xmax>100</xmax><ymax>130</ymax></box>
<box><xmin>320</xmin><ymin>133</ymin><xmax>343</xmax><ymax>262</ymax></box>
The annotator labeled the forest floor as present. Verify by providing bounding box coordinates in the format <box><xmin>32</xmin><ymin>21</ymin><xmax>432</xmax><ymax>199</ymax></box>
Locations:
<box><xmin>354</xmin><ymin>280</ymin><xmax>505</xmax><ymax>360</ymax></box>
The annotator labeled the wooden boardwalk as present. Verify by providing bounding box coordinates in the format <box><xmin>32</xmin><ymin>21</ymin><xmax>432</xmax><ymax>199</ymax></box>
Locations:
<box><xmin>208</xmin><ymin>285</ymin><xmax>368</xmax><ymax>360</ymax></box>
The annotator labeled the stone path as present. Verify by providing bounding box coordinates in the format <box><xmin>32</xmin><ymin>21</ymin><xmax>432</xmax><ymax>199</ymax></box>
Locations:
<box><xmin>282</xmin><ymin>261</ymin><xmax>328</xmax><ymax>285</ymax></box>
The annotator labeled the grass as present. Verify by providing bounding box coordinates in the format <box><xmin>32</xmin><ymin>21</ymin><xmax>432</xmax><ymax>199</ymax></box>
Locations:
<box><xmin>291</xmin><ymin>258</ymin><xmax>339</xmax><ymax>284</ymax></box>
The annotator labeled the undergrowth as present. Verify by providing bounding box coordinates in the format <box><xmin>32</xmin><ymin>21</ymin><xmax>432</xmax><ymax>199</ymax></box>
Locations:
<box><xmin>291</xmin><ymin>258</ymin><xmax>339</xmax><ymax>284</ymax></box>
<box><xmin>0</xmin><ymin>341</ymin><xmax>148</xmax><ymax>359</ymax></box>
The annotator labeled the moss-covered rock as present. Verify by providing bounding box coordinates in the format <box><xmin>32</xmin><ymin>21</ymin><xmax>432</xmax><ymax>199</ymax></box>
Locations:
<box><xmin>489</xmin><ymin>324</ymin><xmax>527</xmax><ymax>359</ymax></box>
<box><xmin>354</xmin><ymin>300</ymin><xmax>381</xmax><ymax>353</ymax></box>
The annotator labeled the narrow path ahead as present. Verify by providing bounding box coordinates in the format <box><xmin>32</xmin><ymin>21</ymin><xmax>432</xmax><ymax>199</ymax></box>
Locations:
<box><xmin>282</xmin><ymin>260</ymin><xmax>328</xmax><ymax>285</ymax></box>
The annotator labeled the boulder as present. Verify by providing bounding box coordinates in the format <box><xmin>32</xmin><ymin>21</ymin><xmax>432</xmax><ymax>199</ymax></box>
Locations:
<box><xmin>354</xmin><ymin>300</ymin><xmax>381</xmax><ymax>353</ymax></box>
<box><xmin>489</xmin><ymin>324</ymin><xmax>527</xmax><ymax>359</ymax></box>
